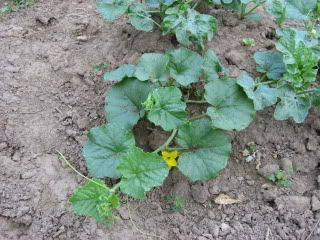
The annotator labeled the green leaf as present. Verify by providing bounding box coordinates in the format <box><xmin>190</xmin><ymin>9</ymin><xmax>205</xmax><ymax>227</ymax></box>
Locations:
<box><xmin>118</xmin><ymin>147</ymin><xmax>169</xmax><ymax>199</ymax></box>
<box><xmin>96</xmin><ymin>0</ymin><xmax>130</xmax><ymax>21</ymax></box>
<box><xmin>128</xmin><ymin>3</ymin><xmax>154</xmax><ymax>32</ymax></box>
<box><xmin>254</xmin><ymin>85</ymin><xmax>279</xmax><ymax>111</ymax></box>
<box><xmin>69</xmin><ymin>179</ymin><xmax>120</xmax><ymax>222</ymax></box>
<box><xmin>135</xmin><ymin>53</ymin><xmax>170</xmax><ymax>82</ymax></box>
<box><xmin>176</xmin><ymin>119</ymin><xmax>231</xmax><ymax>181</ymax></box>
<box><xmin>145</xmin><ymin>86</ymin><xmax>187</xmax><ymax>131</ymax></box>
<box><xmin>274</xmin><ymin>86</ymin><xmax>311</xmax><ymax>123</ymax></box>
<box><xmin>162</xmin><ymin>6</ymin><xmax>217</xmax><ymax>49</ymax></box>
<box><xmin>205</xmin><ymin>78</ymin><xmax>255</xmax><ymax>130</ymax></box>
<box><xmin>167</xmin><ymin>48</ymin><xmax>203</xmax><ymax>86</ymax></box>
<box><xmin>105</xmin><ymin>78</ymin><xmax>153</xmax><ymax>128</ymax></box>
<box><xmin>311</xmin><ymin>88</ymin><xmax>320</xmax><ymax>106</ymax></box>
<box><xmin>237</xmin><ymin>72</ymin><xmax>279</xmax><ymax>110</ymax></box>
<box><xmin>254</xmin><ymin>51</ymin><xmax>286</xmax><ymax>80</ymax></box>
<box><xmin>203</xmin><ymin>49</ymin><xmax>229</xmax><ymax>81</ymax></box>
<box><xmin>104</xmin><ymin>64</ymin><xmax>136</xmax><ymax>81</ymax></box>
<box><xmin>267</xmin><ymin>0</ymin><xmax>317</xmax><ymax>22</ymax></box>
<box><xmin>83</xmin><ymin>123</ymin><xmax>135</xmax><ymax>178</ymax></box>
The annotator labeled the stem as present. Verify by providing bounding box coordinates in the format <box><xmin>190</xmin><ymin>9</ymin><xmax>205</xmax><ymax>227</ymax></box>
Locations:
<box><xmin>192</xmin><ymin>0</ymin><xmax>201</xmax><ymax>9</ymax></box>
<box><xmin>240</xmin><ymin>3</ymin><xmax>246</xmax><ymax>19</ymax></box>
<box><xmin>243</xmin><ymin>1</ymin><xmax>266</xmax><ymax>17</ymax></box>
<box><xmin>110</xmin><ymin>183</ymin><xmax>121</xmax><ymax>193</ymax></box>
<box><xmin>186</xmin><ymin>100</ymin><xmax>207</xmax><ymax>104</ymax></box>
<box><xmin>165</xmin><ymin>147</ymin><xmax>189</xmax><ymax>151</ymax></box>
<box><xmin>297</xmin><ymin>88</ymin><xmax>316</xmax><ymax>95</ymax></box>
<box><xmin>255</xmin><ymin>80</ymin><xmax>276</xmax><ymax>86</ymax></box>
<box><xmin>188</xmin><ymin>114</ymin><xmax>208</xmax><ymax>121</ymax></box>
<box><xmin>153</xmin><ymin>129</ymin><xmax>178</xmax><ymax>153</ymax></box>
<box><xmin>56</xmin><ymin>150</ymin><xmax>109</xmax><ymax>190</ymax></box>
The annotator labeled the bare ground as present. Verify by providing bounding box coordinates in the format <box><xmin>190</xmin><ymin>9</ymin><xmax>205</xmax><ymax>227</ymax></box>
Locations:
<box><xmin>0</xmin><ymin>0</ymin><xmax>320</xmax><ymax>239</ymax></box>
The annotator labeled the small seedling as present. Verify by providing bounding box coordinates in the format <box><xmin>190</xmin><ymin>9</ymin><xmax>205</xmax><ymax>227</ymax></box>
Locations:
<box><xmin>267</xmin><ymin>169</ymin><xmax>293</xmax><ymax>187</ymax></box>
<box><xmin>165</xmin><ymin>194</ymin><xmax>186</xmax><ymax>212</ymax></box>
<box><xmin>242</xmin><ymin>38</ymin><xmax>255</xmax><ymax>47</ymax></box>
<box><xmin>0</xmin><ymin>0</ymin><xmax>33</xmax><ymax>16</ymax></box>
<box><xmin>93</xmin><ymin>63</ymin><xmax>108</xmax><ymax>73</ymax></box>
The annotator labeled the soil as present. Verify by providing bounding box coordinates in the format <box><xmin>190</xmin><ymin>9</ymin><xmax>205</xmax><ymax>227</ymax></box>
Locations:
<box><xmin>0</xmin><ymin>0</ymin><xmax>320</xmax><ymax>240</ymax></box>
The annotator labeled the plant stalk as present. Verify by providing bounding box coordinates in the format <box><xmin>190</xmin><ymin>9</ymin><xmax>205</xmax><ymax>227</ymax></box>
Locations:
<box><xmin>153</xmin><ymin>129</ymin><xmax>178</xmax><ymax>153</ymax></box>
<box><xmin>188</xmin><ymin>114</ymin><xmax>208</xmax><ymax>121</ymax></box>
<box><xmin>186</xmin><ymin>100</ymin><xmax>207</xmax><ymax>104</ymax></box>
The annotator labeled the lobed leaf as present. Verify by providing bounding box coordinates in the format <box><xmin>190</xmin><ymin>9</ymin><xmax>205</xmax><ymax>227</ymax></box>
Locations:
<box><xmin>96</xmin><ymin>0</ymin><xmax>130</xmax><ymax>21</ymax></box>
<box><xmin>176</xmin><ymin>119</ymin><xmax>231</xmax><ymax>181</ymax></box>
<box><xmin>253</xmin><ymin>51</ymin><xmax>286</xmax><ymax>80</ymax></box>
<box><xmin>205</xmin><ymin>77</ymin><xmax>255</xmax><ymax>130</ymax></box>
<box><xmin>105</xmin><ymin>78</ymin><xmax>153</xmax><ymax>128</ymax></box>
<box><xmin>135</xmin><ymin>53</ymin><xmax>170</xmax><ymax>82</ymax></box>
<box><xmin>104</xmin><ymin>64</ymin><xmax>136</xmax><ymax>81</ymax></box>
<box><xmin>83</xmin><ymin>123</ymin><xmax>135</xmax><ymax>178</ymax></box>
<box><xmin>145</xmin><ymin>86</ymin><xmax>187</xmax><ymax>131</ymax></box>
<box><xmin>167</xmin><ymin>48</ymin><xmax>203</xmax><ymax>86</ymax></box>
<box><xmin>69</xmin><ymin>179</ymin><xmax>120</xmax><ymax>222</ymax></box>
<box><xmin>203</xmin><ymin>49</ymin><xmax>229</xmax><ymax>81</ymax></box>
<box><xmin>274</xmin><ymin>86</ymin><xmax>311</xmax><ymax>123</ymax></box>
<box><xmin>118</xmin><ymin>147</ymin><xmax>169</xmax><ymax>199</ymax></box>
<box><xmin>128</xmin><ymin>3</ymin><xmax>154</xmax><ymax>32</ymax></box>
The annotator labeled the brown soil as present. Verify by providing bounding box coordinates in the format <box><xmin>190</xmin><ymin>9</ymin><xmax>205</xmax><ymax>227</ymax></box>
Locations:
<box><xmin>0</xmin><ymin>1</ymin><xmax>320</xmax><ymax>239</ymax></box>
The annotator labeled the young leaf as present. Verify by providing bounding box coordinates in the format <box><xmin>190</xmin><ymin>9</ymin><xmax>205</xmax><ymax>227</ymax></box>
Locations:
<box><xmin>96</xmin><ymin>0</ymin><xmax>130</xmax><ymax>21</ymax></box>
<box><xmin>69</xmin><ymin>179</ymin><xmax>120</xmax><ymax>222</ymax></box>
<box><xmin>167</xmin><ymin>48</ymin><xmax>203</xmax><ymax>86</ymax></box>
<box><xmin>203</xmin><ymin>49</ymin><xmax>229</xmax><ymax>81</ymax></box>
<box><xmin>117</xmin><ymin>147</ymin><xmax>169</xmax><ymax>199</ymax></box>
<box><xmin>237</xmin><ymin>72</ymin><xmax>279</xmax><ymax>110</ymax></box>
<box><xmin>83</xmin><ymin>123</ymin><xmax>135</xmax><ymax>178</ymax></box>
<box><xmin>253</xmin><ymin>51</ymin><xmax>286</xmax><ymax>80</ymax></box>
<box><xmin>205</xmin><ymin>78</ymin><xmax>255</xmax><ymax>130</ymax></box>
<box><xmin>145</xmin><ymin>86</ymin><xmax>187</xmax><ymax>131</ymax></box>
<box><xmin>274</xmin><ymin>86</ymin><xmax>311</xmax><ymax>123</ymax></box>
<box><xmin>266</xmin><ymin>0</ymin><xmax>286</xmax><ymax>25</ymax></box>
<box><xmin>135</xmin><ymin>53</ymin><xmax>170</xmax><ymax>82</ymax></box>
<box><xmin>104</xmin><ymin>64</ymin><xmax>136</xmax><ymax>81</ymax></box>
<box><xmin>105</xmin><ymin>78</ymin><xmax>153</xmax><ymax>127</ymax></box>
<box><xmin>162</xmin><ymin>6</ymin><xmax>217</xmax><ymax>49</ymax></box>
<box><xmin>176</xmin><ymin>119</ymin><xmax>231</xmax><ymax>181</ymax></box>
<box><xmin>128</xmin><ymin>3</ymin><xmax>154</xmax><ymax>32</ymax></box>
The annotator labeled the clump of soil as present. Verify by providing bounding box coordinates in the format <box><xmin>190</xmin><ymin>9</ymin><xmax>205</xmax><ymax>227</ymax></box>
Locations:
<box><xmin>0</xmin><ymin>0</ymin><xmax>319</xmax><ymax>239</ymax></box>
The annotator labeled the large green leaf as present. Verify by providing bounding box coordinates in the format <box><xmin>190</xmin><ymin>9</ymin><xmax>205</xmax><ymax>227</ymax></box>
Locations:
<box><xmin>117</xmin><ymin>147</ymin><xmax>169</xmax><ymax>199</ymax></box>
<box><xmin>161</xmin><ymin>5</ymin><xmax>217</xmax><ymax>49</ymax></box>
<box><xmin>205</xmin><ymin>78</ymin><xmax>255</xmax><ymax>130</ymax></box>
<box><xmin>176</xmin><ymin>119</ymin><xmax>231</xmax><ymax>181</ymax></box>
<box><xmin>134</xmin><ymin>53</ymin><xmax>170</xmax><ymax>82</ymax></box>
<box><xmin>167</xmin><ymin>48</ymin><xmax>203</xmax><ymax>86</ymax></box>
<box><xmin>266</xmin><ymin>0</ymin><xmax>317</xmax><ymax>22</ymax></box>
<box><xmin>253</xmin><ymin>51</ymin><xmax>286</xmax><ymax>80</ymax></box>
<box><xmin>69</xmin><ymin>179</ymin><xmax>120</xmax><ymax>222</ymax></box>
<box><xmin>145</xmin><ymin>86</ymin><xmax>187</xmax><ymax>131</ymax></box>
<box><xmin>105</xmin><ymin>78</ymin><xmax>153</xmax><ymax>127</ymax></box>
<box><xmin>128</xmin><ymin>3</ymin><xmax>154</xmax><ymax>32</ymax></box>
<box><xmin>83</xmin><ymin>123</ymin><xmax>135</xmax><ymax>178</ymax></box>
<box><xmin>203</xmin><ymin>49</ymin><xmax>229</xmax><ymax>81</ymax></box>
<box><xmin>237</xmin><ymin>72</ymin><xmax>279</xmax><ymax>111</ymax></box>
<box><xmin>104</xmin><ymin>64</ymin><xmax>136</xmax><ymax>81</ymax></box>
<box><xmin>96</xmin><ymin>0</ymin><xmax>130</xmax><ymax>21</ymax></box>
<box><xmin>274</xmin><ymin>86</ymin><xmax>311</xmax><ymax>123</ymax></box>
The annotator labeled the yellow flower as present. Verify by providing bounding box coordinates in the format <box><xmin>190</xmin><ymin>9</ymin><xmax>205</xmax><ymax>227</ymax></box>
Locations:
<box><xmin>161</xmin><ymin>151</ymin><xmax>179</xmax><ymax>169</ymax></box>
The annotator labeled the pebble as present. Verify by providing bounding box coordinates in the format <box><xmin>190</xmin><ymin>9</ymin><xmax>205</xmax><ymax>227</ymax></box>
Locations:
<box><xmin>0</xmin><ymin>142</ymin><xmax>8</xmax><ymax>151</ymax></box>
<box><xmin>275</xmin><ymin>196</ymin><xmax>310</xmax><ymax>214</ymax></box>
<box><xmin>258</xmin><ymin>164</ymin><xmax>279</xmax><ymax>178</ymax></box>
<box><xmin>191</xmin><ymin>182</ymin><xmax>210</xmax><ymax>204</ymax></box>
<box><xmin>220</xmin><ymin>223</ymin><xmax>231</xmax><ymax>236</ymax></box>
<box><xmin>76</xmin><ymin>35</ymin><xmax>88</xmax><ymax>42</ymax></box>
<box><xmin>306</xmin><ymin>138</ymin><xmax>318</xmax><ymax>151</ymax></box>
<box><xmin>117</xmin><ymin>206</ymin><xmax>130</xmax><ymax>220</ymax></box>
<box><xmin>280</xmin><ymin>158</ymin><xmax>293</xmax><ymax>173</ymax></box>
<box><xmin>312</xmin><ymin>196</ymin><xmax>320</xmax><ymax>211</ymax></box>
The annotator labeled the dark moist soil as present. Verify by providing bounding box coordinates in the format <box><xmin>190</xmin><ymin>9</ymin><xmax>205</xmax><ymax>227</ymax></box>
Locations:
<box><xmin>0</xmin><ymin>0</ymin><xmax>320</xmax><ymax>239</ymax></box>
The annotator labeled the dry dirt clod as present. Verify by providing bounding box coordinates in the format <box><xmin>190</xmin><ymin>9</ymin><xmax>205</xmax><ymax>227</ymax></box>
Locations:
<box><xmin>258</xmin><ymin>164</ymin><xmax>279</xmax><ymax>178</ymax></box>
<box><xmin>191</xmin><ymin>182</ymin><xmax>210</xmax><ymax>204</ymax></box>
<box><xmin>306</xmin><ymin>138</ymin><xmax>318</xmax><ymax>151</ymax></box>
<box><xmin>275</xmin><ymin>196</ymin><xmax>311</xmax><ymax>214</ymax></box>
<box><xmin>312</xmin><ymin>196</ymin><xmax>320</xmax><ymax>211</ymax></box>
